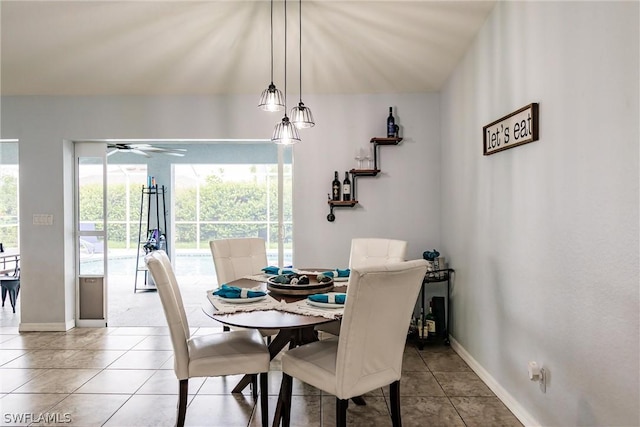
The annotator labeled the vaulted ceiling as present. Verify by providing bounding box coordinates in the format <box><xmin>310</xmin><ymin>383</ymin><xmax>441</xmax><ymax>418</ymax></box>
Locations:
<box><xmin>0</xmin><ymin>0</ymin><xmax>495</xmax><ymax>96</ymax></box>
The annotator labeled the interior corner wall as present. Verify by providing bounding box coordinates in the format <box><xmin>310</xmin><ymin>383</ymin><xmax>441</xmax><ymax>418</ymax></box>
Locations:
<box><xmin>440</xmin><ymin>2</ymin><xmax>639</xmax><ymax>426</ymax></box>
<box><xmin>0</xmin><ymin>93</ymin><xmax>440</xmax><ymax>331</ymax></box>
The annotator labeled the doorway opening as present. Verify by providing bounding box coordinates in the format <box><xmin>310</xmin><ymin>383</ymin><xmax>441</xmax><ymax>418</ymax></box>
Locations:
<box><xmin>77</xmin><ymin>141</ymin><xmax>293</xmax><ymax>327</ymax></box>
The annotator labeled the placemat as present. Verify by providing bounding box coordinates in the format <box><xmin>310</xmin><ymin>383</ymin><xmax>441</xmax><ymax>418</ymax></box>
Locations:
<box><xmin>240</xmin><ymin>273</ymin><xmax>273</xmax><ymax>282</ymax></box>
<box><xmin>207</xmin><ymin>290</ymin><xmax>343</xmax><ymax>319</ymax></box>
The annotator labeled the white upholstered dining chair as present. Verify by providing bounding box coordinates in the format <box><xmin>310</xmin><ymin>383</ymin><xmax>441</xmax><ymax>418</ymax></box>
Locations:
<box><xmin>209</xmin><ymin>237</ymin><xmax>278</xmax><ymax>338</ymax></box>
<box><xmin>317</xmin><ymin>237</ymin><xmax>408</xmax><ymax>336</ymax></box>
<box><xmin>279</xmin><ymin>260</ymin><xmax>428</xmax><ymax>427</ymax></box>
<box><xmin>349</xmin><ymin>238</ymin><xmax>408</xmax><ymax>269</ymax></box>
<box><xmin>145</xmin><ymin>250</ymin><xmax>270</xmax><ymax>427</ymax></box>
<box><xmin>209</xmin><ymin>237</ymin><xmax>269</xmax><ymax>284</ymax></box>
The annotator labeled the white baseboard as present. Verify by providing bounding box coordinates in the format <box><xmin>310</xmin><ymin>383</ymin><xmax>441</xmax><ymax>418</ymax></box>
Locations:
<box><xmin>19</xmin><ymin>321</ymin><xmax>74</xmax><ymax>332</ymax></box>
<box><xmin>75</xmin><ymin>319</ymin><xmax>107</xmax><ymax>328</ymax></box>
<box><xmin>450</xmin><ymin>336</ymin><xmax>540</xmax><ymax>427</ymax></box>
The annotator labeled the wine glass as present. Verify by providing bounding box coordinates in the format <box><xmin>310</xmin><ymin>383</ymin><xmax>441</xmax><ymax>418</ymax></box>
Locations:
<box><xmin>364</xmin><ymin>146</ymin><xmax>373</xmax><ymax>170</ymax></box>
<box><xmin>354</xmin><ymin>148</ymin><xmax>364</xmax><ymax>169</ymax></box>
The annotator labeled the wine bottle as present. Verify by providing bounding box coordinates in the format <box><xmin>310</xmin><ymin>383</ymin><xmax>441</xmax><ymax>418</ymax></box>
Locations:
<box><xmin>387</xmin><ymin>106</ymin><xmax>396</xmax><ymax>138</ymax></box>
<box><xmin>426</xmin><ymin>300</ymin><xmax>437</xmax><ymax>339</ymax></box>
<box><xmin>332</xmin><ymin>171</ymin><xmax>341</xmax><ymax>201</ymax></box>
<box><xmin>342</xmin><ymin>171</ymin><xmax>351</xmax><ymax>201</ymax></box>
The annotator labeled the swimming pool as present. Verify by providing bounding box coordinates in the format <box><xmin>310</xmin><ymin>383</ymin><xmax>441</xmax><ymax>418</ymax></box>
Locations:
<box><xmin>81</xmin><ymin>250</ymin><xmax>292</xmax><ymax>277</ymax></box>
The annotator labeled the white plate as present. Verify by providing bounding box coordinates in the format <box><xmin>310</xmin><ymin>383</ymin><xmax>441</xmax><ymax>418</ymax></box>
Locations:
<box><xmin>217</xmin><ymin>295</ymin><xmax>266</xmax><ymax>304</ymax></box>
<box><xmin>307</xmin><ymin>300</ymin><xmax>344</xmax><ymax>309</ymax></box>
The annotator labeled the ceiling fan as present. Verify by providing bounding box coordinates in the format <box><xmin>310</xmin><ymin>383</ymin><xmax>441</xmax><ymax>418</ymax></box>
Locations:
<box><xmin>107</xmin><ymin>143</ymin><xmax>186</xmax><ymax>157</ymax></box>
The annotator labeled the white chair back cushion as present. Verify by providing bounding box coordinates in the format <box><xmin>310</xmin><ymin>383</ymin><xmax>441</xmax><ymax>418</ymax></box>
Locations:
<box><xmin>209</xmin><ymin>238</ymin><xmax>268</xmax><ymax>284</ymax></box>
<box><xmin>145</xmin><ymin>250</ymin><xmax>191</xmax><ymax>380</ymax></box>
<box><xmin>335</xmin><ymin>259</ymin><xmax>427</xmax><ymax>398</ymax></box>
<box><xmin>349</xmin><ymin>238</ymin><xmax>408</xmax><ymax>269</ymax></box>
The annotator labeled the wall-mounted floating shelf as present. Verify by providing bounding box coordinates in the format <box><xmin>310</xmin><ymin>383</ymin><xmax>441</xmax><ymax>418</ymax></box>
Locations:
<box><xmin>327</xmin><ymin>137</ymin><xmax>402</xmax><ymax>221</ymax></box>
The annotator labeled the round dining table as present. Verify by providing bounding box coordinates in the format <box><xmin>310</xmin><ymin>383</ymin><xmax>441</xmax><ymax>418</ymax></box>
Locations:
<box><xmin>202</xmin><ymin>278</ymin><xmax>345</xmax><ymax>366</ymax></box>
<box><xmin>201</xmin><ymin>276</ymin><xmax>350</xmax><ymax>426</ymax></box>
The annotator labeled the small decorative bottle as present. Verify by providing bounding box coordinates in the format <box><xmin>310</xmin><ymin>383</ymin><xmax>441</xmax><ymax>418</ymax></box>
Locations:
<box><xmin>342</xmin><ymin>172</ymin><xmax>351</xmax><ymax>201</ymax></box>
<box><xmin>387</xmin><ymin>107</ymin><xmax>396</xmax><ymax>138</ymax></box>
<box><xmin>426</xmin><ymin>301</ymin><xmax>437</xmax><ymax>339</ymax></box>
<box><xmin>332</xmin><ymin>171</ymin><xmax>341</xmax><ymax>201</ymax></box>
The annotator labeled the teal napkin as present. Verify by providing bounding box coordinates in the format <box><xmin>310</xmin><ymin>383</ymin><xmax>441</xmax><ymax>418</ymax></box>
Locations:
<box><xmin>320</xmin><ymin>269</ymin><xmax>350</xmax><ymax>278</ymax></box>
<box><xmin>262</xmin><ymin>266</ymin><xmax>295</xmax><ymax>275</ymax></box>
<box><xmin>308</xmin><ymin>293</ymin><xmax>346</xmax><ymax>304</ymax></box>
<box><xmin>213</xmin><ymin>284</ymin><xmax>266</xmax><ymax>299</ymax></box>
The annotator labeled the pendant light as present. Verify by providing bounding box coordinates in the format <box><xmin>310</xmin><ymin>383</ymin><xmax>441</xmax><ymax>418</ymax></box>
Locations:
<box><xmin>290</xmin><ymin>0</ymin><xmax>315</xmax><ymax>128</ymax></box>
<box><xmin>258</xmin><ymin>0</ymin><xmax>284</xmax><ymax>112</ymax></box>
<box><xmin>272</xmin><ymin>0</ymin><xmax>301</xmax><ymax>145</ymax></box>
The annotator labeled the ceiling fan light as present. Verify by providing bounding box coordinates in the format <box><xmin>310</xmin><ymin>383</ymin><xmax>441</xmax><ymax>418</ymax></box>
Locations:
<box><xmin>272</xmin><ymin>116</ymin><xmax>301</xmax><ymax>145</ymax></box>
<box><xmin>259</xmin><ymin>83</ymin><xmax>285</xmax><ymax>112</ymax></box>
<box><xmin>290</xmin><ymin>102</ymin><xmax>315</xmax><ymax>129</ymax></box>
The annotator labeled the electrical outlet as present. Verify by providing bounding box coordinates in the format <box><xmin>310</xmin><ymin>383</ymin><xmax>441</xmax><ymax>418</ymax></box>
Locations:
<box><xmin>528</xmin><ymin>361</ymin><xmax>547</xmax><ymax>393</ymax></box>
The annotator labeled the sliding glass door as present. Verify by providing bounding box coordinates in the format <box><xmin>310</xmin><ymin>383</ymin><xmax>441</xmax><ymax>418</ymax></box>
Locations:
<box><xmin>171</xmin><ymin>144</ymin><xmax>293</xmax><ymax>280</ymax></box>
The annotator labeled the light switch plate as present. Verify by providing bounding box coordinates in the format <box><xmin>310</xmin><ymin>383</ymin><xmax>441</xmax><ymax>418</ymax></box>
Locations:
<box><xmin>33</xmin><ymin>214</ymin><xmax>54</xmax><ymax>225</ymax></box>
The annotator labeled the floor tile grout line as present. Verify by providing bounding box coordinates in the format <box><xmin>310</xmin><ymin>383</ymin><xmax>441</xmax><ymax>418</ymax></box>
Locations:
<box><xmin>99</xmin><ymin>393</ymin><xmax>137</xmax><ymax>427</ymax></box>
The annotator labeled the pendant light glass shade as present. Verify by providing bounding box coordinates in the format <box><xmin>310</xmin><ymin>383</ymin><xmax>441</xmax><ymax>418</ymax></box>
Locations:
<box><xmin>259</xmin><ymin>83</ymin><xmax>284</xmax><ymax>112</ymax></box>
<box><xmin>272</xmin><ymin>0</ymin><xmax>300</xmax><ymax>145</ymax></box>
<box><xmin>258</xmin><ymin>0</ymin><xmax>284</xmax><ymax>112</ymax></box>
<box><xmin>272</xmin><ymin>116</ymin><xmax>301</xmax><ymax>145</ymax></box>
<box><xmin>290</xmin><ymin>101</ymin><xmax>315</xmax><ymax>129</ymax></box>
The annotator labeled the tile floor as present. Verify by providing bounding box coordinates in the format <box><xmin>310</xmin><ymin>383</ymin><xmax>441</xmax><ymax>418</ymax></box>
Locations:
<box><xmin>0</xmin><ymin>323</ymin><xmax>523</xmax><ymax>427</ymax></box>
<box><xmin>1</xmin><ymin>273</ymin><xmax>522</xmax><ymax>426</ymax></box>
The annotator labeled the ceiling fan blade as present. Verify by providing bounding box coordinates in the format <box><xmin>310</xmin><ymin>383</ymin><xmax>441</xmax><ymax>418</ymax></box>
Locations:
<box><xmin>105</xmin><ymin>143</ymin><xmax>187</xmax><ymax>157</ymax></box>
<box><xmin>131</xmin><ymin>149</ymin><xmax>151</xmax><ymax>157</ymax></box>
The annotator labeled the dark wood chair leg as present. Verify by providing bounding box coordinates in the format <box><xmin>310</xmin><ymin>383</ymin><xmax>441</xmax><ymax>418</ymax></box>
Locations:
<box><xmin>260</xmin><ymin>372</ymin><xmax>269</xmax><ymax>427</ymax></box>
<box><xmin>252</xmin><ymin>374</ymin><xmax>258</xmax><ymax>400</ymax></box>
<box><xmin>177</xmin><ymin>379</ymin><xmax>188</xmax><ymax>427</ymax></box>
<box><xmin>336</xmin><ymin>398</ymin><xmax>349</xmax><ymax>427</ymax></box>
<box><xmin>281</xmin><ymin>373</ymin><xmax>293</xmax><ymax>427</ymax></box>
<box><xmin>389</xmin><ymin>380</ymin><xmax>402</xmax><ymax>427</ymax></box>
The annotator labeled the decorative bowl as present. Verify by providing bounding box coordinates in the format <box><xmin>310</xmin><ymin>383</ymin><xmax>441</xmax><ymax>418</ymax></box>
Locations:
<box><xmin>267</xmin><ymin>276</ymin><xmax>334</xmax><ymax>296</ymax></box>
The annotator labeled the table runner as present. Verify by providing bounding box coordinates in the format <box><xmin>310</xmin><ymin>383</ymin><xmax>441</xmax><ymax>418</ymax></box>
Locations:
<box><xmin>240</xmin><ymin>273</ymin><xmax>274</xmax><ymax>282</ymax></box>
<box><xmin>207</xmin><ymin>291</ymin><xmax>343</xmax><ymax>320</ymax></box>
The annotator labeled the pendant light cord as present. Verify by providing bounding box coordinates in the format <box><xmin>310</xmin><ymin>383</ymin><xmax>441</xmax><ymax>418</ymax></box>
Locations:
<box><xmin>284</xmin><ymin>0</ymin><xmax>288</xmax><ymax>114</ymax></box>
<box><xmin>298</xmin><ymin>0</ymin><xmax>302</xmax><ymax>103</ymax></box>
<box><xmin>270</xmin><ymin>0</ymin><xmax>274</xmax><ymax>84</ymax></box>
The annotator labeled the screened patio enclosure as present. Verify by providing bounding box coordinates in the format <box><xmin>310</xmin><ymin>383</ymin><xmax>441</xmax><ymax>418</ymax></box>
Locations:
<box><xmin>77</xmin><ymin>141</ymin><xmax>293</xmax><ymax>326</ymax></box>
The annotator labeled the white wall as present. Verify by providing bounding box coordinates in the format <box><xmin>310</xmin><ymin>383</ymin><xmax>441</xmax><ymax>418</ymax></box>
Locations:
<box><xmin>0</xmin><ymin>93</ymin><xmax>441</xmax><ymax>330</ymax></box>
<box><xmin>440</xmin><ymin>2</ymin><xmax>639</xmax><ymax>426</ymax></box>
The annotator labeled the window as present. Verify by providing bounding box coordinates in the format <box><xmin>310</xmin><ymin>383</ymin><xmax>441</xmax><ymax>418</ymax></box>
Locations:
<box><xmin>0</xmin><ymin>142</ymin><xmax>19</xmax><ymax>250</ymax></box>
<box><xmin>173</xmin><ymin>162</ymin><xmax>292</xmax><ymax>266</ymax></box>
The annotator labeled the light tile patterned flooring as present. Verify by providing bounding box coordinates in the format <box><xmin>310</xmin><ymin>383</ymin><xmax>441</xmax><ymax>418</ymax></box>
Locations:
<box><xmin>0</xmin><ymin>324</ymin><xmax>522</xmax><ymax>426</ymax></box>
<box><xmin>0</xmin><ymin>275</ymin><xmax>522</xmax><ymax>426</ymax></box>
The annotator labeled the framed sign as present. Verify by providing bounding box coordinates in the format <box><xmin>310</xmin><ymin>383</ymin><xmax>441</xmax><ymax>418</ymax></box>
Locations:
<box><xmin>483</xmin><ymin>103</ymin><xmax>539</xmax><ymax>155</ymax></box>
